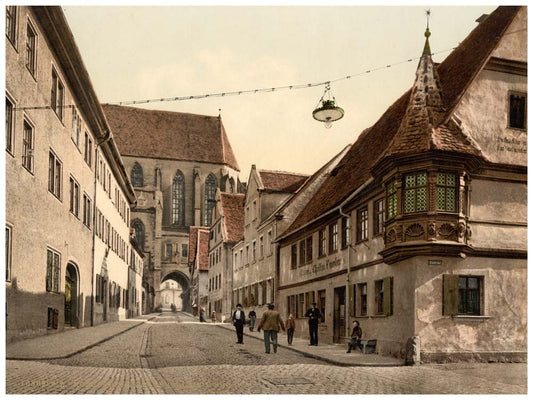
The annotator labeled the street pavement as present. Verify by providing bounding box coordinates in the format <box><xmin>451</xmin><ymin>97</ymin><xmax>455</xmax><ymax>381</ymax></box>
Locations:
<box><xmin>5</xmin><ymin>311</ymin><xmax>528</xmax><ymax>395</ymax></box>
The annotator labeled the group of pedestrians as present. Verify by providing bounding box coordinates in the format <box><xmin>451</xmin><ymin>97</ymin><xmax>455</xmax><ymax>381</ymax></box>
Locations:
<box><xmin>231</xmin><ymin>301</ymin><xmax>363</xmax><ymax>353</ymax></box>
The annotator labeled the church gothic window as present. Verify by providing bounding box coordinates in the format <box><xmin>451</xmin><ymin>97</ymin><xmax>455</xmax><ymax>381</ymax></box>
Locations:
<box><xmin>204</xmin><ymin>174</ymin><xmax>217</xmax><ymax>226</ymax></box>
<box><xmin>132</xmin><ymin>219</ymin><xmax>145</xmax><ymax>250</ymax></box>
<box><xmin>172</xmin><ymin>171</ymin><xmax>185</xmax><ymax>225</ymax></box>
<box><xmin>131</xmin><ymin>163</ymin><xmax>143</xmax><ymax>187</ymax></box>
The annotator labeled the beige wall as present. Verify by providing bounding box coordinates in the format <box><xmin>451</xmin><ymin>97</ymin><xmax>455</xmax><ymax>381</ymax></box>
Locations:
<box><xmin>6</xmin><ymin>7</ymin><xmax>96</xmax><ymax>340</ymax></box>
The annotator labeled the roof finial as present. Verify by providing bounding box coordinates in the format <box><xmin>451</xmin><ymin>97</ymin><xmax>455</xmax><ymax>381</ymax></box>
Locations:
<box><xmin>423</xmin><ymin>9</ymin><xmax>432</xmax><ymax>55</ymax></box>
<box><xmin>218</xmin><ymin>108</ymin><xmax>221</xmax><ymax>119</ymax></box>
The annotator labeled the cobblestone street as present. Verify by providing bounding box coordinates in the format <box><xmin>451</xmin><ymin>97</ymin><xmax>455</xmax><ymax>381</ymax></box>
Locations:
<box><xmin>5</xmin><ymin>312</ymin><xmax>527</xmax><ymax>394</ymax></box>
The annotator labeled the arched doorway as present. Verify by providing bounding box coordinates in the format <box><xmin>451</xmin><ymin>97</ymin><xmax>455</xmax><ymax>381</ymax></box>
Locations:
<box><xmin>65</xmin><ymin>263</ymin><xmax>79</xmax><ymax>327</ymax></box>
<box><xmin>161</xmin><ymin>271</ymin><xmax>191</xmax><ymax>313</ymax></box>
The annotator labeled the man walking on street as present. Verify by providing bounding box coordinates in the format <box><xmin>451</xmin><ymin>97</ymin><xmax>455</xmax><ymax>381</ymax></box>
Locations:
<box><xmin>257</xmin><ymin>303</ymin><xmax>285</xmax><ymax>354</ymax></box>
<box><xmin>232</xmin><ymin>304</ymin><xmax>245</xmax><ymax>344</ymax></box>
<box><xmin>305</xmin><ymin>302</ymin><xmax>321</xmax><ymax>346</ymax></box>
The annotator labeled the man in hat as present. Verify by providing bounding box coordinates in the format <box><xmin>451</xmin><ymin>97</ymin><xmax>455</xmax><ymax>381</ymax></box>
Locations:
<box><xmin>232</xmin><ymin>304</ymin><xmax>246</xmax><ymax>344</ymax></box>
<box><xmin>257</xmin><ymin>303</ymin><xmax>285</xmax><ymax>354</ymax></box>
<box><xmin>305</xmin><ymin>302</ymin><xmax>322</xmax><ymax>346</ymax></box>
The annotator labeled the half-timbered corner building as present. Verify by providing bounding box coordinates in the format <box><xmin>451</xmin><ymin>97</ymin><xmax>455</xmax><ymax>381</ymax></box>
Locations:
<box><xmin>276</xmin><ymin>6</ymin><xmax>526</xmax><ymax>363</ymax></box>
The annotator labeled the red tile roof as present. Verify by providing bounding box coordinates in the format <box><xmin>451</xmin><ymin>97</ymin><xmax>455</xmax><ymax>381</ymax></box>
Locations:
<box><xmin>197</xmin><ymin>230</ymin><xmax>210</xmax><ymax>271</ymax></box>
<box><xmin>258</xmin><ymin>170</ymin><xmax>309</xmax><ymax>193</ymax></box>
<box><xmin>188</xmin><ymin>226</ymin><xmax>201</xmax><ymax>264</ymax></box>
<box><xmin>220</xmin><ymin>193</ymin><xmax>245</xmax><ymax>244</ymax></box>
<box><xmin>102</xmin><ymin>105</ymin><xmax>240</xmax><ymax>171</ymax></box>
<box><xmin>284</xmin><ymin>6</ymin><xmax>522</xmax><ymax>237</ymax></box>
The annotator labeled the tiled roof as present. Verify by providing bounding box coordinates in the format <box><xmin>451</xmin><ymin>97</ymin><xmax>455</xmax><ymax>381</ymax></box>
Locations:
<box><xmin>197</xmin><ymin>230</ymin><xmax>210</xmax><ymax>271</ymax></box>
<box><xmin>188</xmin><ymin>226</ymin><xmax>201</xmax><ymax>264</ymax></box>
<box><xmin>102</xmin><ymin>105</ymin><xmax>240</xmax><ymax>171</ymax></box>
<box><xmin>284</xmin><ymin>6</ymin><xmax>521</xmax><ymax>237</ymax></box>
<box><xmin>258</xmin><ymin>170</ymin><xmax>309</xmax><ymax>193</ymax></box>
<box><xmin>220</xmin><ymin>193</ymin><xmax>245</xmax><ymax>244</ymax></box>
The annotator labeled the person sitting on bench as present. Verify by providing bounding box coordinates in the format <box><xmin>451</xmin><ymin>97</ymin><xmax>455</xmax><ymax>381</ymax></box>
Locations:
<box><xmin>347</xmin><ymin>320</ymin><xmax>362</xmax><ymax>353</ymax></box>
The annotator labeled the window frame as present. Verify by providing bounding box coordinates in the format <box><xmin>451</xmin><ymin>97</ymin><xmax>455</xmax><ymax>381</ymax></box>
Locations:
<box><xmin>25</xmin><ymin>19</ymin><xmax>37</xmax><ymax>77</ymax></box>
<box><xmin>508</xmin><ymin>91</ymin><xmax>527</xmax><ymax>130</ymax></box>
<box><xmin>318</xmin><ymin>228</ymin><xmax>327</xmax><ymax>258</ymax></box>
<box><xmin>82</xmin><ymin>193</ymin><xmax>92</xmax><ymax>228</ymax></box>
<box><xmin>403</xmin><ymin>171</ymin><xmax>428</xmax><ymax>214</ymax></box>
<box><xmin>51</xmin><ymin>68</ymin><xmax>64</xmax><ymax>121</ymax></box>
<box><xmin>356</xmin><ymin>207</ymin><xmax>369</xmax><ymax>243</ymax></box>
<box><xmin>48</xmin><ymin>150</ymin><xmax>63</xmax><ymax>200</ymax></box>
<box><xmin>131</xmin><ymin>162</ymin><xmax>144</xmax><ymax>187</ymax></box>
<box><xmin>436</xmin><ymin>172</ymin><xmax>458</xmax><ymax>212</ymax></box>
<box><xmin>6</xmin><ymin>5</ymin><xmax>18</xmax><ymax>47</ymax></box>
<box><xmin>328</xmin><ymin>221</ymin><xmax>339</xmax><ymax>254</ymax></box>
<box><xmin>6</xmin><ymin>94</ymin><xmax>15</xmax><ymax>155</ymax></box>
<box><xmin>341</xmin><ymin>215</ymin><xmax>351</xmax><ymax>249</ymax></box>
<box><xmin>6</xmin><ymin>224</ymin><xmax>13</xmax><ymax>282</ymax></box>
<box><xmin>204</xmin><ymin>174</ymin><xmax>217</xmax><ymax>226</ymax></box>
<box><xmin>290</xmin><ymin>243</ymin><xmax>298</xmax><ymax>270</ymax></box>
<box><xmin>374</xmin><ymin>198</ymin><xmax>385</xmax><ymax>237</ymax></box>
<box><xmin>46</xmin><ymin>247</ymin><xmax>61</xmax><ymax>293</ymax></box>
<box><xmin>22</xmin><ymin>118</ymin><xmax>34</xmax><ymax>173</ymax></box>
<box><xmin>69</xmin><ymin>175</ymin><xmax>80</xmax><ymax>218</ymax></box>
<box><xmin>386</xmin><ymin>180</ymin><xmax>398</xmax><ymax>219</ymax></box>
<box><xmin>84</xmin><ymin>131</ymin><xmax>93</xmax><ymax>167</ymax></box>
<box><xmin>458</xmin><ymin>275</ymin><xmax>483</xmax><ymax>316</ymax></box>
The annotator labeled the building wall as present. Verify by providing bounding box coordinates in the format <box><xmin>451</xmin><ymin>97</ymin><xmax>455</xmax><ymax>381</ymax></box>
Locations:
<box><xmin>5</xmin><ymin>6</ymin><xmax>138</xmax><ymax>342</ymax></box>
<box><xmin>6</xmin><ymin>7</ymin><xmax>96</xmax><ymax>341</ymax></box>
<box><xmin>413</xmin><ymin>256</ymin><xmax>526</xmax><ymax>362</ymax></box>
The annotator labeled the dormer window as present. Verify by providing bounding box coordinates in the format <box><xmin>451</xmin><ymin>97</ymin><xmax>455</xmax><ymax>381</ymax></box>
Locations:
<box><xmin>509</xmin><ymin>92</ymin><xmax>526</xmax><ymax>130</ymax></box>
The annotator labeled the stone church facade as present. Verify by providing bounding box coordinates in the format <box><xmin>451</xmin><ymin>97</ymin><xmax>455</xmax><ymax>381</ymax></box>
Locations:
<box><xmin>102</xmin><ymin>105</ymin><xmax>243</xmax><ymax>311</ymax></box>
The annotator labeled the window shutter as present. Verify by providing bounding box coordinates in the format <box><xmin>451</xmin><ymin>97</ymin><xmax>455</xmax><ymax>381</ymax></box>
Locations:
<box><xmin>349</xmin><ymin>284</ymin><xmax>355</xmax><ymax>317</ymax></box>
<box><xmin>383</xmin><ymin>277</ymin><xmax>392</xmax><ymax>316</ymax></box>
<box><xmin>442</xmin><ymin>274</ymin><xmax>459</xmax><ymax>315</ymax></box>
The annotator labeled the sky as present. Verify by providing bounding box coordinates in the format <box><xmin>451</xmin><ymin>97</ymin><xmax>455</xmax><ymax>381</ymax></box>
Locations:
<box><xmin>62</xmin><ymin>3</ymin><xmax>499</xmax><ymax>181</ymax></box>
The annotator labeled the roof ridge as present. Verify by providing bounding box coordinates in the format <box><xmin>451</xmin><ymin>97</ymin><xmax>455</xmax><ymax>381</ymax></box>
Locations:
<box><xmin>258</xmin><ymin>169</ymin><xmax>309</xmax><ymax>177</ymax></box>
<box><xmin>102</xmin><ymin>103</ymin><xmax>220</xmax><ymax>119</ymax></box>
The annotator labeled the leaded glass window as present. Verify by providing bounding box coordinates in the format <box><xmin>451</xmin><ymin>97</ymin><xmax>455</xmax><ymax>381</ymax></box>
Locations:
<box><xmin>403</xmin><ymin>172</ymin><xmax>427</xmax><ymax>213</ymax></box>
<box><xmin>387</xmin><ymin>181</ymin><xmax>397</xmax><ymax>219</ymax></box>
<box><xmin>437</xmin><ymin>172</ymin><xmax>457</xmax><ymax>212</ymax></box>
<box><xmin>204</xmin><ymin>174</ymin><xmax>217</xmax><ymax>226</ymax></box>
<box><xmin>172</xmin><ymin>171</ymin><xmax>185</xmax><ymax>225</ymax></box>
<box><xmin>131</xmin><ymin>163</ymin><xmax>143</xmax><ymax>187</ymax></box>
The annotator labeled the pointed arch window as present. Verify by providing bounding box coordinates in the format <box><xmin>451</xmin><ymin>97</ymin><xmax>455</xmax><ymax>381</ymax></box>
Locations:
<box><xmin>132</xmin><ymin>219</ymin><xmax>145</xmax><ymax>250</ymax></box>
<box><xmin>204</xmin><ymin>174</ymin><xmax>217</xmax><ymax>226</ymax></box>
<box><xmin>131</xmin><ymin>163</ymin><xmax>143</xmax><ymax>187</ymax></box>
<box><xmin>172</xmin><ymin>171</ymin><xmax>185</xmax><ymax>225</ymax></box>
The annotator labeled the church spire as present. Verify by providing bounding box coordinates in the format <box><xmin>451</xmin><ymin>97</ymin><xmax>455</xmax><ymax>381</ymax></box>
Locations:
<box><xmin>379</xmin><ymin>15</ymin><xmax>446</xmax><ymax>159</ymax></box>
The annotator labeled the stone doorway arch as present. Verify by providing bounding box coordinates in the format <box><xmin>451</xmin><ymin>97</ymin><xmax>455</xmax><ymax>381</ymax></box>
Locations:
<box><xmin>161</xmin><ymin>271</ymin><xmax>191</xmax><ymax>313</ymax></box>
<box><xmin>65</xmin><ymin>263</ymin><xmax>79</xmax><ymax>327</ymax></box>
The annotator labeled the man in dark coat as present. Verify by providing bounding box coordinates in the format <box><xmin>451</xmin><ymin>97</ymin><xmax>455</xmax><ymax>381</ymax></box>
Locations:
<box><xmin>232</xmin><ymin>304</ymin><xmax>246</xmax><ymax>344</ymax></box>
<box><xmin>305</xmin><ymin>302</ymin><xmax>322</xmax><ymax>346</ymax></box>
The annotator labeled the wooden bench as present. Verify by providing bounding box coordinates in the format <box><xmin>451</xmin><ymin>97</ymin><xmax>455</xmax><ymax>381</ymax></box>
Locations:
<box><xmin>345</xmin><ymin>338</ymin><xmax>377</xmax><ymax>354</ymax></box>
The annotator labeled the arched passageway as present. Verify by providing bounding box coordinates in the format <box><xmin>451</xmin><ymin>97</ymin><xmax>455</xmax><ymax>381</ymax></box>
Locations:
<box><xmin>161</xmin><ymin>271</ymin><xmax>191</xmax><ymax>313</ymax></box>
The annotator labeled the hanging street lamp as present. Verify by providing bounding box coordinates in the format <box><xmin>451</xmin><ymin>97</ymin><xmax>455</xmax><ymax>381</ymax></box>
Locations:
<box><xmin>312</xmin><ymin>83</ymin><xmax>344</xmax><ymax>128</ymax></box>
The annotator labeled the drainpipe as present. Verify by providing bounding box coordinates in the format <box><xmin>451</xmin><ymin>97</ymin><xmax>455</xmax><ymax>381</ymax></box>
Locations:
<box><xmin>91</xmin><ymin>129</ymin><xmax>113</xmax><ymax>326</ymax></box>
<box><xmin>337</xmin><ymin>177</ymin><xmax>373</xmax><ymax>339</ymax></box>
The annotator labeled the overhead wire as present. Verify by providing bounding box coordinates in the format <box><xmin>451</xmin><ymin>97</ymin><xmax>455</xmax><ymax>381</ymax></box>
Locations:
<box><xmin>14</xmin><ymin>46</ymin><xmax>457</xmax><ymax>111</ymax></box>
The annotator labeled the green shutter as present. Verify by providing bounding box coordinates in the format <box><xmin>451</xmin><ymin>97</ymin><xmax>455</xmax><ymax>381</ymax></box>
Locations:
<box><xmin>442</xmin><ymin>274</ymin><xmax>459</xmax><ymax>315</ymax></box>
<box><xmin>383</xmin><ymin>277</ymin><xmax>392</xmax><ymax>316</ymax></box>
